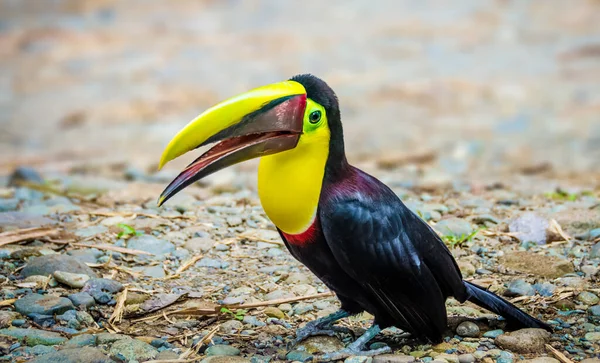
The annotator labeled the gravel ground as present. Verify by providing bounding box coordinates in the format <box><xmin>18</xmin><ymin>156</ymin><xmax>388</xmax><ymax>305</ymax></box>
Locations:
<box><xmin>0</xmin><ymin>164</ymin><xmax>599</xmax><ymax>362</ymax></box>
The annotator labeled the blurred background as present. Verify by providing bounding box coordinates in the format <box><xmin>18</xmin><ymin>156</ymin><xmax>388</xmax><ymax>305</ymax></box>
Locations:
<box><xmin>1</xmin><ymin>0</ymin><xmax>599</xmax><ymax>185</ymax></box>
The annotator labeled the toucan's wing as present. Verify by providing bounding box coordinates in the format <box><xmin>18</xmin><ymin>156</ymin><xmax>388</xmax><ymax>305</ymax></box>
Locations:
<box><xmin>319</xmin><ymin>170</ymin><xmax>466</xmax><ymax>341</ymax></box>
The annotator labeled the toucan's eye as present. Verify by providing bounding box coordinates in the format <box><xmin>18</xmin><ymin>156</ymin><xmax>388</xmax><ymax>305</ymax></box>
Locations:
<box><xmin>309</xmin><ymin>110</ymin><xmax>322</xmax><ymax>124</ymax></box>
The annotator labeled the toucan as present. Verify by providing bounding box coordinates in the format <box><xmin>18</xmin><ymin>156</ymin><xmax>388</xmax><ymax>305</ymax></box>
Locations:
<box><xmin>157</xmin><ymin>74</ymin><xmax>551</xmax><ymax>360</ymax></box>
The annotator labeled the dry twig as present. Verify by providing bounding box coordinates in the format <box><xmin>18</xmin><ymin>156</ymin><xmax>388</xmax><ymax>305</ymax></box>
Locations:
<box><xmin>0</xmin><ymin>227</ymin><xmax>59</xmax><ymax>247</ymax></box>
<box><xmin>179</xmin><ymin>325</ymin><xmax>220</xmax><ymax>360</ymax></box>
<box><xmin>109</xmin><ymin>288</ymin><xmax>128</xmax><ymax>324</ymax></box>
<box><xmin>545</xmin><ymin>344</ymin><xmax>574</xmax><ymax>363</ymax></box>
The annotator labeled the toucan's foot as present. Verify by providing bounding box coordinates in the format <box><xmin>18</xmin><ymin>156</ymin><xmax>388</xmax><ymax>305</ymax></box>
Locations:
<box><xmin>313</xmin><ymin>325</ymin><xmax>389</xmax><ymax>362</ymax></box>
<box><xmin>292</xmin><ymin>310</ymin><xmax>351</xmax><ymax>346</ymax></box>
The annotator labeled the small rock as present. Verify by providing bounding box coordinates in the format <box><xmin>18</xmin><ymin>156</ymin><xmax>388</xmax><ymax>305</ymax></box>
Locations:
<box><xmin>28</xmin><ymin>347</ymin><xmax>114</xmax><ymax>363</ymax></box>
<box><xmin>220</xmin><ymin>320</ymin><xmax>244</xmax><ymax>333</ymax></box>
<box><xmin>345</xmin><ymin>357</ymin><xmax>372</xmax><ymax>363</ymax></box>
<box><xmin>436</xmin><ymin>353</ymin><xmax>459</xmax><ymax>363</ymax></box>
<box><xmin>457</xmin><ymin>261</ymin><xmax>476</xmax><ymax>277</ymax></box>
<box><xmin>0</xmin><ymin>311</ymin><xmax>21</xmax><ymax>329</ymax></box>
<box><xmin>76</xmin><ymin>310</ymin><xmax>94</xmax><ymax>325</ymax></box>
<box><xmin>483</xmin><ymin>329</ymin><xmax>504</xmax><ymax>338</ymax></box>
<box><xmin>21</xmin><ymin>255</ymin><xmax>96</xmax><ymax>278</ymax></box>
<box><xmin>96</xmin><ymin>333</ymin><xmax>130</xmax><ymax>344</ymax></box>
<box><xmin>495</xmin><ymin>328</ymin><xmax>550</xmax><ymax>353</ymax></box>
<box><xmin>590</xmin><ymin>242</ymin><xmax>600</xmax><ymax>259</ymax></box>
<box><xmin>14</xmin><ymin>293</ymin><xmax>74</xmax><ymax>316</ymax></box>
<box><xmin>201</xmin><ymin>357</ymin><xmax>250</xmax><ymax>363</ymax></box>
<box><xmin>242</xmin><ymin>315</ymin><xmax>266</xmax><ymax>327</ymax></box>
<box><xmin>73</xmin><ymin>226</ymin><xmax>108</xmax><ymax>238</ymax></box>
<box><xmin>457</xmin><ymin>354</ymin><xmax>475</xmax><ymax>363</ymax></box>
<box><xmin>185</xmin><ymin>237</ymin><xmax>215</xmax><ymax>252</ymax></box>
<box><xmin>433</xmin><ymin>218</ymin><xmax>474</xmax><ymax>239</ymax></box>
<box><xmin>521</xmin><ymin>358</ymin><xmax>560</xmax><ymax>363</ymax></box>
<box><xmin>109</xmin><ymin>337</ymin><xmax>158</xmax><ymax>361</ymax></box>
<box><xmin>500</xmin><ymin>252</ymin><xmax>573</xmax><ymax>278</ymax></box>
<box><xmin>297</xmin><ymin>336</ymin><xmax>344</xmax><ymax>354</ymax></box>
<box><xmin>588</xmin><ymin>305</ymin><xmax>600</xmax><ymax>316</ymax></box>
<box><xmin>127</xmin><ymin>235</ymin><xmax>175</xmax><ymax>257</ymax></box>
<box><xmin>156</xmin><ymin>350</ymin><xmax>180</xmax><ymax>360</ymax></box>
<box><xmin>293</xmin><ymin>302</ymin><xmax>314</xmax><ymax>315</ymax></box>
<box><xmin>196</xmin><ymin>257</ymin><xmax>228</xmax><ymax>269</ymax></box>
<box><xmin>8</xmin><ymin>167</ymin><xmax>44</xmax><ymax>187</ymax></box>
<box><xmin>373</xmin><ymin>354</ymin><xmax>415</xmax><ymax>363</ymax></box>
<box><xmin>53</xmin><ymin>271</ymin><xmax>90</xmax><ymax>288</ymax></box>
<box><xmin>63</xmin><ymin>334</ymin><xmax>97</xmax><ymax>348</ymax></box>
<box><xmin>533</xmin><ymin>282</ymin><xmax>556</xmax><ymax>297</ymax></box>
<box><xmin>286</xmin><ymin>350</ymin><xmax>314</xmax><ymax>362</ymax></box>
<box><xmin>509</xmin><ymin>212</ymin><xmax>550</xmax><ymax>245</ymax></box>
<box><xmin>83</xmin><ymin>278</ymin><xmax>123</xmax><ymax>304</ymax></box>
<box><xmin>226</xmin><ymin>216</ymin><xmax>243</xmax><ymax>227</ymax></box>
<box><xmin>28</xmin><ymin>345</ymin><xmax>56</xmax><ymax>355</ymax></box>
<box><xmin>264</xmin><ymin>289</ymin><xmax>294</xmax><ymax>300</ymax></box>
<box><xmin>286</xmin><ymin>272</ymin><xmax>311</xmax><ymax>284</ymax></box>
<box><xmin>504</xmin><ymin>279</ymin><xmax>535</xmax><ymax>297</ymax></box>
<box><xmin>135</xmin><ymin>265</ymin><xmax>166</xmax><ymax>278</ymax></box>
<box><xmin>67</xmin><ymin>292</ymin><xmax>96</xmax><ymax>309</ymax></box>
<box><xmin>264</xmin><ymin>307</ymin><xmax>285</xmax><ymax>319</ymax></box>
<box><xmin>578</xmin><ymin>291</ymin><xmax>600</xmax><ymax>305</ymax></box>
<box><xmin>205</xmin><ymin>344</ymin><xmax>241</xmax><ymax>356</ymax></box>
<box><xmin>585</xmin><ymin>332</ymin><xmax>600</xmax><ymax>342</ymax></box>
<box><xmin>456</xmin><ymin>321</ymin><xmax>479</xmax><ymax>337</ymax></box>
<box><xmin>0</xmin><ymin>327</ymin><xmax>67</xmax><ymax>346</ymax></box>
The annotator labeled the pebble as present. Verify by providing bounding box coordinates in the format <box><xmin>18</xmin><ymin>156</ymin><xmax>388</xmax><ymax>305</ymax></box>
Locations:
<box><xmin>201</xmin><ymin>357</ymin><xmax>250</xmax><ymax>363</ymax></box>
<box><xmin>286</xmin><ymin>350</ymin><xmax>314</xmax><ymax>362</ymax></box>
<box><xmin>585</xmin><ymin>332</ymin><xmax>600</xmax><ymax>342</ymax></box>
<box><xmin>53</xmin><ymin>271</ymin><xmax>90</xmax><ymax>288</ymax></box>
<box><xmin>68</xmin><ymin>292</ymin><xmax>96</xmax><ymax>308</ymax></box>
<box><xmin>373</xmin><ymin>354</ymin><xmax>415</xmax><ymax>363</ymax></box>
<box><xmin>504</xmin><ymin>279</ymin><xmax>535</xmax><ymax>297</ymax></box>
<box><xmin>264</xmin><ymin>289</ymin><xmax>294</xmax><ymax>300</ymax></box>
<box><xmin>185</xmin><ymin>237</ymin><xmax>216</xmax><ymax>252</ymax></box>
<box><xmin>521</xmin><ymin>358</ymin><xmax>560</xmax><ymax>363</ymax></box>
<box><xmin>14</xmin><ymin>293</ymin><xmax>74</xmax><ymax>316</ymax></box>
<box><xmin>509</xmin><ymin>212</ymin><xmax>550</xmax><ymax>245</ymax></box>
<box><xmin>109</xmin><ymin>337</ymin><xmax>158</xmax><ymax>361</ymax></box>
<box><xmin>0</xmin><ymin>327</ymin><xmax>67</xmax><ymax>346</ymax></box>
<box><xmin>590</xmin><ymin>242</ymin><xmax>600</xmax><ymax>259</ymax></box>
<box><xmin>83</xmin><ymin>278</ymin><xmax>123</xmax><ymax>304</ymax></box>
<box><xmin>483</xmin><ymin>329</ymin><xmax>504</xmax><ymax>338</ymax></box>
<box><xmin>27</xmin><ymin>345</ymin><xmax>56</xmax><ymax>355</ymax></box>
<box><xmin>242</xmin><ymin>315</ymin><xmax>266</xmax><ymax>327</ymax></box>
<box><xmin>433</xmin><ymin>218</ymin><xmax>474</xmax><ymax>238</ymax></box>
<box><xmin>226</xmin><ymin>216</ymin><xmax>243</xmax><ymax>227</ymax></box>
<box><xmin>21</xmin><ymin>255</ymin><xmax>97</xmax><ymax>278</ymax></box>
<box><xmin>220</xmin><ymin>320</ymin><xmax>244</xmax><ymax>333</ymax></box>
<box><xmin>8</xmin><ymin>166</ymin><xmax>44</xmax><ymax>186</ymax></box>
<box><xmin>28</xmin><ymin>347</ymin><xmax>114</xmax><ymax>363</ymax></box>
<box><xmin>457</xmin><ymin>354</ymin><xmax>475</xmax><ymax>363</ymax></box>
<box><xmin>495</xmin><ymin>328</ymin><xmax>550</xmax><ymax>353</ymax></box>
<box><xmin>345</xmin><ymin>357</ymin><xmax>373</xmax><ymax>363</ymax></box>
<box><xmin>136</xmin><ymin>265</ymin><xmax>166</xmax><ymax>278</ymax></box>
<box><xmin>456</xmin><ymin>321</ymin><xmax>479</xmax><ymax>337</ymax></box>
<box><xmin>205</xmin><ymin>344</ymin><xmax>241</xmax><ymax>356</ymax></box>
<box><xmin>63</xmin><ymin>334</ymin><xmax>97</xmax><ymax>348</ymax></box>
<box><xmin>0</xmin><ymin>311</ymin><xmax>22</xmax><ymax>329</ymax></box>
<box><xmin>264</xmin><ymin>307</ymin><xmax>285</xmax><ymax>319</ymax></box>
<box><xmin>533</xmin><ymin>282</ymin><xmax>556</xmax><ymax>297</ymax></box>
<box><xmin>578</xmin><ymin>291</ymin><xmax>600</xmax><ymax>305</ymax></box>
<box><xmin>293</xmin><ymin>302</ymin><xmax>314</xmax><ymax>315</ymax></box>
<box><xmin>435</xmin><ymin>353</ymin><xmax>459</xmax><ymax>363</ymax></box>
<box><xmin>127</xmin><ymin>235</ymin><xmax>175</xmax><ymax>258</ymax></box>
<box><xmin>197</xmin><ymin>257</ymin><xmax>229</xmax><ymax>269</ymax></box>
<box><xmin>588</xmin><ymin>305</ymin><xmax>600</xmax><ymax>316</ymax></box>
<box><xmin>297</xmin><ymin>336</ymin><xmax>344</xmax><ymax>354</ymax></box>
<box><xmin>73</xmin><ymin>226</ymin><xmax>108</xmax><ymax>238</ymax></box>
<box><xmin>28</xmin><ymin>313</ymin><xmax>55</xmax><ymax>327</ymax></box>
<box><xmin>76</xmin><ymin>310</ymin><xmax>94</xmax><ymax>325</ymax></box>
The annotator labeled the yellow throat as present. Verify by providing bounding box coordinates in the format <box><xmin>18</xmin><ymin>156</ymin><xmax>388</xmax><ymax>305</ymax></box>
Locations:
<box><xmin>257</xmin><ymin>100</ymin><xmax>331</xmax><ymax>235</ymax></box>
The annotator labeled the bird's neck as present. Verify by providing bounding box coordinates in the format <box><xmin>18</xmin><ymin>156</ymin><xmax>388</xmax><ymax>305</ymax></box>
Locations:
<box><xmin>257</xmin><ymin>137</ymin><xmax>331</xmax><ymax>235</ymax></box>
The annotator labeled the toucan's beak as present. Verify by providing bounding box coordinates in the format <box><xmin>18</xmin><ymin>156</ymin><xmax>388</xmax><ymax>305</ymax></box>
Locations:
<box><xmin>157</xmin><ymin>81</ymin><xmax>307</xmax><ymax>206</ymax></box>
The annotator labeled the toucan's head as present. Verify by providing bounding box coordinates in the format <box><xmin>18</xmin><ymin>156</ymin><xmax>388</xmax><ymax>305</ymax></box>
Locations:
<box><xmin>157</xmin><ymin>74</ymin><xmax>344</xmax><ymax>206</ymax></box>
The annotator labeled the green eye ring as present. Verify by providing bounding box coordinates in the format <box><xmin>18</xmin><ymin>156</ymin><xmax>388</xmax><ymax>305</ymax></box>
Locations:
<box><xmin>309</xmin><ymin>110</ymin><xmax>322</xmax><ymax>124</ymax></box>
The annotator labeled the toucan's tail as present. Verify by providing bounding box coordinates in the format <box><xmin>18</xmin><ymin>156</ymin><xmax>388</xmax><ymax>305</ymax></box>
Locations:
<box><xmin>464</xmin><ymin>281</ymin><xmax>552</xmax><ymax>331</ymax></box>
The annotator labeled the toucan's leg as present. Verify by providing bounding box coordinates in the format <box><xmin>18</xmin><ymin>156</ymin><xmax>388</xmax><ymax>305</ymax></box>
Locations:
<box><xmin>293</xmin><ymin>310</ymin><xmax>351</xmax><ymax>345</ymax></box>
<box><xmin>314</xmin><ymin>324</ymin><xmax>391</xmax><ymax>362</ymax></box>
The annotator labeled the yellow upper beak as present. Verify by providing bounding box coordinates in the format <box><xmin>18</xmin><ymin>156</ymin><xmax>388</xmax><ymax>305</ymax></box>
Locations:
<box><xmin>158</xmin><ymin>80</ymin><xmax>306</xmax><ymax>170</ymax></box>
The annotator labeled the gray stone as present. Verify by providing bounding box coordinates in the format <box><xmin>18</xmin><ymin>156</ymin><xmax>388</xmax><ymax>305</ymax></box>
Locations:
<box><xmin>456</xmin><ymin>321</ymin><xmax>479</xmax><ymax>337</ymax></box>
<box><xmin>127</xmin><ymin>234</ymin><xmax>175</xmax><ymax>257</ymax></box>
<box><xmin>433</xmin><ymin>218</ymin><xmax>474</xmax><ymax>238</ymax></box>
<box><xmin>0</xmin><ymin>198</ymin><xmax>18</xmax><ymax>212</ymax></box>
<box><xmin>27</xmin><ymin>345</ymin><xmax>56</xmax><ymax>355</ymax></box>
<box><xmin>220</xmin><ymin>319</ymin><xmax>244</xmax><ymax>333</ymax></box>
<box><xmin>373</xmin><ymin>354</ymin><xmax>415</xmax><ymax>363</ymax></box>
<box><xmin>63</xmin><ymin>334</ymin><xmax>97</xmax><ymax>348</ymax></box>
<box><xmin>205</xmin><ymin>344</ymin><xmax>241</xmax><ymax>356</ymax></box>
<box><xmin>83</xmin><ymin>278</ymin><xmax>123</xmax><ymax>304</ymax></box>
<box><xmin>9</xmin><ymin>167</ymin><xmax>44</xmax><ymax>186</ymax></box>
<box><xmin>457</xmin><ymin>354</ymin><xmax>475</xmax><ymax>363</ymax></box>
<box><xmin>585</xmin><ymin>332</ymin><xmax>600</xmax><ymax>342</ymax></box>
<box><xmin>134</xmin><ymin>265</ymin><xmax>166</xmax><ymax>278</ymax></box>
<box><xmin>0</xmin><ymin>212</ymin><xmax>55</xmax><ymax>229</ymax></box>
<box><xmin>588</xmin><ymin>305</ymin><xmax>600</xmax><ymax>316</ymax></box>
<box><xmin>28</xmin><ymin>347</ymin><xmax>114</xmax><ymax>363</ymax></box>
<box><xmin>578</xmin><ymin>291</ymin><xmax>600</xmax><ymax>305</ymax></box>
<box><xmin>483</xmin><ymin>329</ymin><xmax>504</xmax><ymax>338</ymax></box>
<box><xmin>109</xmin><ymin>337</ymin><xmax>158</xmax><ymax>361</ymax></box>
<box><xmin>293</xmin><ymin>302</ymin><xmax>314</xmax><ymax>315</ymax></box>
<box><xmin>185</xmin><ymin>237</ymin><xmax>215</xmax><ymax>252</ymax></box>
<box><xmin>96</xmin><ymin>333</ymin><xmax>130</xmax><ymax>344</ymax></box>
<box><xmin>21</xmin><ymin>255</ymin><xmax>96</xmax><ymax>278</ymax></box>
<box><xmin>0</xmin><ymin>311</ymin><xmax>21</xmax><ymax>329</ymax></box>
<box><xmin>74</xmin><ymin>226</ymin><xmax>108</xmax><ymax>238</ymax></box>
<box><xmin>521</xmin><ymin>358</ymin><xmax>560</xmax><ymax>363</ymax></box>
<box><xmin>509</xmin><ymin>212</ymin><xmax>550</xmax><ymax>245</ymax></box>
<box><xmin>533</xmin><ymin>282</ymin><xmax>556</xmax><ymax>297</ymax></box>
<box><xmin>590</xmin><ymin>242</ymin><xmax>600</xmax><ymax>259</ymax></box>
<box><xmin>345</xmin><ymin>357</ymin><xmax>373</xmax><ymax>363</ymax></box>
<box><xmin>201</xmin><ymin>357</ymin><xmax>251</xmax><ymax>363</ymax></box>
<box><xmin>296</xmin><ymin>336</ymin><xmax>344</xmax><ymax>354</ymax></box>
<box><xmin>242</xmin><ymin>315</ymin><xmax>266</xmax><ymax>327</ymax></box>
<box><xmin>197</xmin><ymin>257</ymin><xmax>228</xmax><ymax>269</ymax></box>
<box><xmin>286</xmin><ymin>350</ymin><xmax>313</xmax><ymax>362</ymax></box>
<box><xmin>76</xmin><ymin>311</ymin><xmax>94</xmax><ymax>325</ymax></box>
<box><xmin>264</xmin><ymin>289</ymin><xmax>294</xmax><ymax>300</ymax></box>
<box><xmin>53</xmin><ymin>271</ymin><xmax>90</xmax><ymax>288</ymax></box>
<box><xmin>504</xmin><ymin>279</ymin><xmax>535</xmax><ymax>297</ymax></box>
<box><xmin>0</xmin><ymin>327</ymin><xmax>67</xmax><ymax>346</ymax></box>
<box><xmin>14</xmin><ymin>293</ymin><xmax>74</xmax><ymax>316</ymax></box>
<box><xmin>68</xmin><ymin>292</ymin><xmax>96</xmax><ymax>308</ymax></box>
<box><xmin>66</xmin><ymin>249</ymin><xmax>104</xmax><ymax>263</ymax></box>
<box><xmin>495</xmin><ymin>328</ymin><xmax>550</xmax><ymax>353</ymax></box>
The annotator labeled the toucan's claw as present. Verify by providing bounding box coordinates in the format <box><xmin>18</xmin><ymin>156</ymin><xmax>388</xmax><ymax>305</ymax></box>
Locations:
<box><xmin>291</xmin><ymin>310</ymin><xmax>351</xmax><ymax>348</ymax></box>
